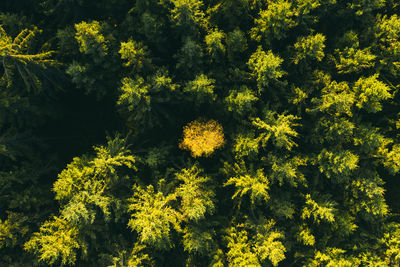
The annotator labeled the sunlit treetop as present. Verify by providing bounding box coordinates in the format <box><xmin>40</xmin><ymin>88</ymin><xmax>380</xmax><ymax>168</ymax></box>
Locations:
<box><xmin>179</xmin><ymin>119</ymin><xmax>225</xmax><ymax>157</ymax></box>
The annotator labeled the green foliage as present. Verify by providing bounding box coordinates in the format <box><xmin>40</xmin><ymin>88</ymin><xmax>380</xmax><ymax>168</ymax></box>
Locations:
<box><xmin>382</xmin><ymin>223</ymin><xmax>400</xmax><ymax>266</ymax></box>
<box><xmin>119</xmin><ymin>40</ymin><xmax>149</xmax><ymax>70</ymax></box>
<box><xmin>74</xmin><ymin>21</ymin><xmax>108</xmax><ymax>56</ymax></box>
<box><xmin>128</xmin><ymin>183</ymin><xmax>181</xmax><ymax>249</ymax></box>
<box><xmin>0</xmin><ymin>213</ymin><xmax>28</xmax><ymax>249</ymax></box>
<box><xmin>170</xmin><ymin>0</ymin><xmax>207</xmax><ymax>31</ymax></box>
<box><xmin>175</xmin><ymin>37</ymin><xmax>203</xmax><ymax>77</ymax></box>
<box><xmin>294</xmin><ymin>33</ymin><xmax>326</xmax><ymax>64</ymax></box>
<box><xmin>225</xmin><ymin>86</ymin><xmax>258</xmax><ymax>115</ymax></box>
<box><xmin>175</xmin><ymin>165</ymin><xmax>214</xmax><ymax>221</ymax></box>
<box><xmin>26</xmin><ymin>136</ymin><xmax>136</xmax><ymax>265</ymax></box>
<box><xmin>182</xmin><ymin>224</ymin><xmax>214</xmax><ymax>255</ymax></box>
<box><xmin>381</xmin><ymin>143</ymin><xmax>400</xmax><ymax>174</ymax></box>
<box><xmin>54</xmin><ymin>135</ymin><xmax>136</xmax><ymax>202</ymax></box>
<box><xmin>117</xmin><ymin>76</ymin><xmax>150</xmax><ymax>113</ymax></box>
<box><xmin>335</xmin><ymin>47</ymin><xmax>376</xmax><ymax>73</ymax></box>
<box><xmin>351</xmin><ymin>179</ymin><xmax>388</xmax><ymax>217</ymax></box>
<box><xmin>306</xmin><ymin>247</ymin><xmax>360</xmax><ymax>266</ymax></box>
<box><xmin>233</xmin><ymin>131</ymin><xmax>260</xmax><ymax>159</ymax></box>
<box><xmin>226</xmin><ymin>29</ymin><xmax>247</xmax><ymax>60</ymax></box>
<box><xmin>24</xmin><ymin>216</ymin><xmax>80</xmax><ymax>265</ymax></box>
<box><xmin>224</xmin><ymin>162</ymin><xmax>270</xmax><ymax>205</ymax></box>
<box><xmin>252</xmin><ymin>110</ymin><xmax>300</xmax><ymax>150</ymax></box>
<box><xmin>3</xmin><ymin>0</ymin><xmax>400</xmax><ymax>265</ymax></box>
<box><xmin>317</xmin><ymin>149</ymin><xmax>359</xmax><ymax>179</ymax></box>
<box><xmin>253</xmin><ymin>220</ymin><xmax>286</xmax><ymax>266</ymax></box>
<box><xmin>250</xmin><ymin>0</ymin><xmax>296</xmax><ymax>43</ymax></box>
<box><xmin>248</xmin><ymin>46</ymin><xmax>285</xmax><ymax>91</ymax></box>
<box><xmin>184</xmin><ymin>74</ymin><xmax>216</xmax><ymax>103</ymax></box>
<box><xmin>269</xmin><ymin>155</ymin><xmax>307</xmax><ymax>186</ymax></box>
<box><xmin>313</xmin><ymin>80</ymin><xmax>355</xmax><ymax>117</ymax></box>
<box><xmin>205</xmin><ymin>29</ymin><xmax>226</xmax><ymax>58</ymax></box>
<box><xmin>226</xmin><ymin>228</ymin><xmax>260</xmax><ymax>267</ymax></box>
<box><xmin>226</xmin><ymin>220</ymin><xmax>286</xmax><ymax>267</ymax></box>
<box><xmin>353</xmin><ymin>74</ymin><xmax>392</xmax><ymax>113</ymax></box>
<box><xmin>297</xmin><ymin>226</ymin><xmax>315</xmax><ymax>246</ymax></box>
<box><xmin>349</xmin><ymin>0</ymin><xmax>385</xmax><ymax>15</ymax></box>
<box><xmin>301</xmin><ymin>194</ymin><xmax>337</xmax><ymax>224</ymax></box>
<box><xmin>0</xmin><ymin>25</ymin><xmax>55</xmax><ymax>91</ymax></box>
<box><xmin>109</xmin><ymin>243</ymin><xmax>151</xmax><ymax>267</ymax></box>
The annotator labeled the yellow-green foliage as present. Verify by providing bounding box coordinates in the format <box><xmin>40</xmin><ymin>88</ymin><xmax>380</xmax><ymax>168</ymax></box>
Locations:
<box><xmin>382</xmin><ymin>223</ymin><xmax>400</xmax><ymax>266</ymax></box>
<box><xmin>316</xmin><ymin>117</ymin><xmax>355</xmax><ymax>144</ymax></box>
<box><xmin>252</xmin><ymin>110</ymin><xmax>300</xmax><ymax>150</ymax></box>
<box><xmin>109</xmin><ymin>243</ymin><xmax>151</xmax><ymax>267</ymax></box>
<box><xmin>0</xmin><ymin>219</ymin><xmax>14</xmax><ymax>249</ymax></box>
<box><xmin>297</xmin><ymin>226</ymin><xmax>315</xmax><ymax>246</ymax></box>
<box><xmin>184</xmin><ymin>74</ymin><xmax>216</xmax><ymax>103</ymax></box>
<box><xmin>6</xmin><ymin>1</ymin><xmax>400</xmax><ymax>266</ymax></box>
<box><xmin>377</xmin><ymin>14</ymin><xmax>400</xmax><ymax>57</ymax></box>
<box><xmin>224</xmin><ymin>161</ymin><xmax>270</xmax><ymax>205</ymax></box>
<box><xmin>233</xmin><ymin>131</ymin><xmax>260</xmax><ymax>159</ymax></box>
<box><xmin>54</xmin><ymin>136</ymin><xmax>136</xmax><ymax>202</ymax></box>
<box><xmin>315</xmin><ymin>80</ymin><xmax>355</xmax><ymax>117</ymax></box>
<box><xmin>117</xmin><ymin>76</ymin><xmax>150</xmax><ymax>112</ymax></box>
<box><xmin>269</xmin><ymin>155</ymin><xmax>307</xmax><ymax>187</ymax></box>
<box><xmin>317</xmin><ymin>149</ymin><xmax>359</xmax><ymax>179</ymax></box>
<box><xmin>225</xmin><ymin>86</ymin><xmax>258</xmax><ymax>115</ymax></box>
<box><xmin>170</xmin><ymin>0</ymin><xmax>207</xmax><ymax>30</ymax></box>
<box><xmin>205</xmin><ymin>28</ymin><xmax>226</xmax><ymax>57</ymax></box>
<box><xmin>25</xmin><ymin>136</ymin><xmax>136</xmax><ymax>265</ymax></box>
<box><xmin>353</xmin><ymin>74</ymin><xmax>392</xmax><ymax>113</ymax></box>
<box><xmin>179</xmin><ymin>119</ymin><xmax>225</xmax><ymax>157</ymax></box>
<box><xmin>254</xmin><ymin>220</ymin><xmax>286</xmax><ymax>266</ymax></box>
<box><xmin>175</xmin><ymin>165</ymin><xmax>214</xmax><ymax>221</ymax></box>
<box><xmin>0</xmin><ymin>26</ymin><xmax>55</xmax><ymax>89</ymax></box>
<box><xmin>349</xmin><ymin>0</ymin><xmax>385</xmax><ymax>15</ymax></box>
<box><xmin>24</xmin><ymin>217</ymin><xmax>80</xmax><ymax>265</ymax></box>
<box><xmin>74</xmin><ymin>21</ymin><xmax>108</xmax><ymax>55</ymax></box>
<box><xmin>248</xmin><ymin>46</ymin><xmax>285</xmax><ymax>90</ymax></box>
<box><xmin>335</xmin><ymin>47</ymin><xmax>376</xmax><ymax>73</ymax></box>
<box><xmin>226</xmin><ymin>228</ymin><xmax>260</xmax><ymax>267</ymax></box>
<box><xmin>0</xmin><ymin>213</ymin><xmax>28</xmax><ymax>249</ymax></box>
<box><xmin>250</xmin><ymin>0</ymin><xmax>296</xmax><ymax>42</ymax></box>
<box><xmin>350</xmin><ymin>173</ymin><xmax>388</xmax><ymax>217</ymax></box>
<box><xmin>182</xmin><ymin>225</ymin><xmax>214</xmax><ymax>254</ymax></box>
<box><xmin>128</xmin><ymin>183</ymin><xmax>181</xmax><ymax>249</ymax></box>
<box><xmin>119</xmin><ymin>40</ymin><xmax>149</xmax><ymax>70</ymax></box>
<box><xmin>381</xmin><ymin>143</ymin><xmax>400</xmax><ymax>174</ymax></box>
<box><xmin>0</xmin><ymin>26</ymin><xmax>54</xmax><ymax>65</ymax></box>
<box><xmin>226</xmin><ymin>220</ymin><xmax>286</xmax><ymax>267</ymax></box>
<box><xmin>306</xmin><ymin>247</ymin><xmax>360</xmax><ymax>267</ymax></box>
<box><xmin>301</xmin><ymin>194</ymin><xmax>337</xmax><ymax>224</ymax></box>
<box><xmin>294</xmin><ymin>33</ymin><xmax>326</xmax><ymax>64</ymax></box>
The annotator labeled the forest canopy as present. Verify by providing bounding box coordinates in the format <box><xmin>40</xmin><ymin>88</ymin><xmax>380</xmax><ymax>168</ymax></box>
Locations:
<box><xmin>1</xmin><ymin>0</ymin><xmax>400</xmax><ymax>266</ymax></box>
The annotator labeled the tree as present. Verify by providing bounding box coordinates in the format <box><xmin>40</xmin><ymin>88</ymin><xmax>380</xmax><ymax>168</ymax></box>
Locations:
<box><xmin>2</xmin><ymin>0</ymin><xmax>400</xmax><ymax>265</ymax></box>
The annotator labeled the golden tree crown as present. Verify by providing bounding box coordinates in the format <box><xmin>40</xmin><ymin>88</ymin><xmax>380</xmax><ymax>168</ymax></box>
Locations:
<box><xmin>179</xmin><ymin>119</ymin><xmax>224</xmax><ymax>157</ymax></box>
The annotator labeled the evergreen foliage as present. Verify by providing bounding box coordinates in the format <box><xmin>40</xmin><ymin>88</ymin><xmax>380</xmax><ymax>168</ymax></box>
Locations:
<box><xmin>1</xmin><ymin>0</ymin><xmax>400</xmax><ymax>266</ymax></box>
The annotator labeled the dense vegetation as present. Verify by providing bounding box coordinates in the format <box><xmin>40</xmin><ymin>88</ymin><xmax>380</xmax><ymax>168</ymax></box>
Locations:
<box><xmin>1</xmin><ymin>0</ymin><xmax>400</xmax><ymax>266</ymax></box>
